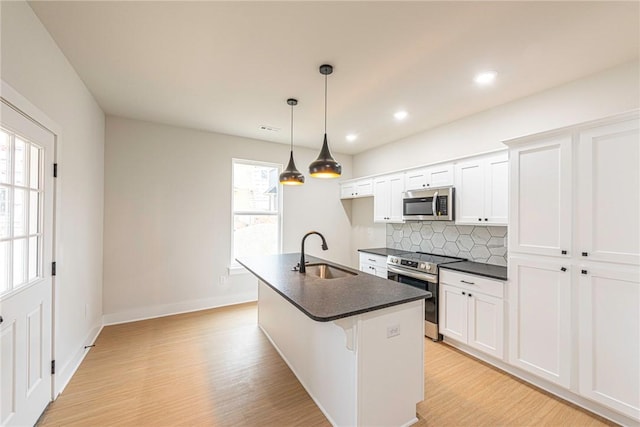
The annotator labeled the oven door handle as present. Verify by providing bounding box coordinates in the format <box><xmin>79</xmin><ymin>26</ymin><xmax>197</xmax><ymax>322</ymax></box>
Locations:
<box><xmin>387</xmin><ymin>265</ymin><xmax>438</xmax><ymax>284</ymax></box>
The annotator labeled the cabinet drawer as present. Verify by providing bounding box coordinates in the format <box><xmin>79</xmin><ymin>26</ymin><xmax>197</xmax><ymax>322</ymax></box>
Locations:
<box><xmin>359</xmin><ymin>253</ymin><xmax>387</xmax><ymax>266</ymax></box>
<box><xmin>440</xmin><ymin>270</ymin><xmax>504</xmax><ymax>298</ymax></box>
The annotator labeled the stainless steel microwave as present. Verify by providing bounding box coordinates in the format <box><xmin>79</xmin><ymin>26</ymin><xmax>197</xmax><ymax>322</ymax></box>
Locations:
<box><xmin>402</xmin><ymin>187</ymin><xmax>455</xmax><ymax>221</ymax></box>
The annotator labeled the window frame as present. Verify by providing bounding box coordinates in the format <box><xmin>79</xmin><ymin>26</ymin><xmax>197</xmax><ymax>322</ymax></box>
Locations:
<box><xmin>230</xmin><ymin>158</ymin><xmax>283</xmax><ymax>272</ymax></box>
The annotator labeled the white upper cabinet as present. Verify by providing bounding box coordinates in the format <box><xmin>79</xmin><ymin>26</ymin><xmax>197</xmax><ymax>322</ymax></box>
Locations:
<box><xmin>404</xmin><ymin>163</ymin><xmax>453</xmax><ymax>191</ymax></box>
<box><xmin>373</xmin><ymin>174</ymin><xmax>404</xmax><ymax>223</ymax></box>
<box><xmin>508</xmin><ymin>135</ymin><xmax>572</xmax><ymax>257</ymax></box>
<box><xmin>455</xmin><ymin>152</ymin><xmax>509</xmax><ymax>226</ymax></box>
<box><xmin>577</xmin><ymin>119</ymin><xmax>640</xmax><ymax>266</ymax></box>
<box><xmin>340</xmin><ymin>178</ymin><xmax>373</xmax><ymax>199</ymax></box>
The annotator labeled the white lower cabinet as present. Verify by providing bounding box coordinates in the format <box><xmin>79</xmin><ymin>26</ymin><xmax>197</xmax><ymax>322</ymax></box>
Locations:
<box><xmin>359</xmin><ymin>253</ymin><xmax>388</xmax><ymax>278</ymax></box>
<box><xmin>440</xmin><ymin>270</ymin><xmax>504</xmax><ymax>359</ymax></box>
<box><xmin>508</xmin><ymin>256</ymin><xmax>571</xmax><ymax>388</ymax></box>
<box><xmin>578</xmin><ymin>264</ymin><xmax>640</xmax><ymax>420</ymax></box>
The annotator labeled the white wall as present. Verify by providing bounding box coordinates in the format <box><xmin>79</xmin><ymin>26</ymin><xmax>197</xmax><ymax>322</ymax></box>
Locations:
<box><xmin>353</xmin><ymin>60</ymin><xmax>640</xmax><ymax>177</ymax></box>
<box><xmin>350</xmin><ymin>61</ymin><xmax>640</xmax><ymax>253</ymax></box>
<box><xmin>103</xmin><ymin>116</ymin><xmax>352</xmax><ymax>323</ymax></box>
<box><xmin>0</xmin><ymin>1</ymin><xmax>105</xmax><ymax>392</ymax></box>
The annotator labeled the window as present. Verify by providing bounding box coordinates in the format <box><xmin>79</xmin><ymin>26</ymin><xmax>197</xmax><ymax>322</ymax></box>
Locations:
<box><xmin>0</xmin><ymin>127</ymin><xmax>43</xmax><ymax>295</ymax></box>
<box><xmin>231</xmin><ymin>159</ymin><xmax>281</xmax><ymax>267</ymax></box>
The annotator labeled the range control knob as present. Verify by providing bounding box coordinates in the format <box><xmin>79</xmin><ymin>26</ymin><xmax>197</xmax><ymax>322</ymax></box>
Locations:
<box><xmin>419</xmin><ymin>263</ymin><xmax>426</xmax><ymax>270</ymax></box>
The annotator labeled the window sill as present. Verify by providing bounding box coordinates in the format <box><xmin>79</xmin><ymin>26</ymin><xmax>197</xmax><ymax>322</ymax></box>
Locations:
<box><xmin>228</xmin><ymin>265</ymin><xmax>250</xmax><ymax>276</ymax></box>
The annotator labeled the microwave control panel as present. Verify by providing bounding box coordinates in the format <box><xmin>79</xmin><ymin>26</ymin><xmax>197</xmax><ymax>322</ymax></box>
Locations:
<box><xmin>437</xmin><ymin>196</ymin><xmax>448</xmax><ymax>215</ymax></box>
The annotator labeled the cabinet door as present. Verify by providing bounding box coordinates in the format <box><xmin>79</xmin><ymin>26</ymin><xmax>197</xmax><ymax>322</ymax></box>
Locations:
<box><xmin>468</xmin><ymin>292</ymin><xmax>504</xmax><ymax>359</ymax></box>
<box><xmin>341</xmin><ymin>182</ymin><xmax>355</xmax><ymax>199</ymax></box>
<box><xmin>355</xmin><ymin>179</ymin><xmax>373</xmax><ymax>197</ymax></box>
<box><xmin>439</xmin><ymin>284</ymin><xmax>468</xmax><ymax>342</ymax></box>
<box><xmin>484</xmin><ymin>154</ymin><xmax>509</xmax><ymax>225</ymax></box>
<box><xmin>404</xmin><ymin>169</ymin><xmax>428</xmax><ymax>191</ymax></box>
<box><xmin>508</xmin><ymin>257</ymin><xmax>571</xmax><ymax>388</ymax></box>
<box><xmin>373</xmin><ymin>177</ymin><xmax>390</xmax><ymax>222</ymax></box>
<box><xmin>578</xmin><ymin>264</ymin><xmax>640</xmax><ymax>419</ymax></box>
<box><xmin>427</xmin><ymin>164</ymin><xmax>454</xmax><ymax>187</ymax></box>
<box><xmin>455</xmin><ymin>160</ymin><xmax>485</xmax><ymax>224</ymax></box>
<box><xmin>388</xmin><ymin>174</ymin><xmax>405</xmax><ymax>222</ymax></box>
<box><xmin>578</xmin><ymin>119</ymin><xmax>640</xmax><ymax>266</ymax></box>
<box><xmin>509</xmin><ymin>135</ymin><xmax>572</xmax><ymax>257</ymax></box>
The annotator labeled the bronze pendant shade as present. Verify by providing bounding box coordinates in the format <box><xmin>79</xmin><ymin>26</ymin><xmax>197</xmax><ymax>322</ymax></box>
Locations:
<box><xmin>279</xmin><ymin>98</ymin><xmax>305</xmax><ymax>185</ymax></box>
<box><xmin>309</xmin><ymin>64</ymin><xmax>342</xmax><ymax>178</ymax></box>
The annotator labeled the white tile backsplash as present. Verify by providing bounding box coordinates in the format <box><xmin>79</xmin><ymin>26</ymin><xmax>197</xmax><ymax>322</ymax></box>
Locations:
<box><xmin>386</xmin><ymin>222</ymin><xmax>508</xmax><ymax>266</ymax></box>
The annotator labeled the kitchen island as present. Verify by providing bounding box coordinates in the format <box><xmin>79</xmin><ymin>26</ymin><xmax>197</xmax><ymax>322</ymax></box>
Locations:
<box><xmin>237</xmin><ymin>253</ymin><xmax>429</xmax><ymax>427</ymax></box>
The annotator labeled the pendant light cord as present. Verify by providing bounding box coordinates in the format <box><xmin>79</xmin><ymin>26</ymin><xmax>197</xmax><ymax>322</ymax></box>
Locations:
<box><xmin>324</xmin><ymin>73</ymin><xmax>328</xmax><ymax>133</ymax></box>
<box><xmin>290</xmin><ymin>103</ymin><xmax>294</xmax><ymax>152</ymax></box>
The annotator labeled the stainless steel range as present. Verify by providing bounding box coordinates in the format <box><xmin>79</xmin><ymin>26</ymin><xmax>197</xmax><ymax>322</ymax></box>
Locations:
<box><xmin>387</xmin><ymin>252</ymin><xmax>464</xmax><ymax>341</ymax></box>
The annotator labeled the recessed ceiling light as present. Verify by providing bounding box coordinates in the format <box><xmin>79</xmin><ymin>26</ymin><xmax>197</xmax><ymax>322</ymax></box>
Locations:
<box><xmin>394</xmin><ymin>111</ymin><xmax>408</xmax><ymax>120</ymax></box>
<box><xmin>474</xmin><ymin>71</ymin><xmax>497</xmax><ymax>85</ymax></box>
<box><xmin>346</xmin><ymin>134</ymin><xmax>358</xmax><ymax>142</ymax></box>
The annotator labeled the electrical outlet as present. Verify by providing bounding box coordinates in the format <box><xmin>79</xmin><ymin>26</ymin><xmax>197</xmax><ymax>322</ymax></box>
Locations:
<box><xmin>84</xmin><ymin>303</ymin><xmax>88</xmax><ymax>320</ymax></box>
<box><xmin>387</xmin><ymin>324</ymin><xmax>400</xmax><ymax>338</ymax></box>
<box><xmin>219</xmin><ymin>275</ymin><xmax>229</xmax><ymax>286</ymax></box>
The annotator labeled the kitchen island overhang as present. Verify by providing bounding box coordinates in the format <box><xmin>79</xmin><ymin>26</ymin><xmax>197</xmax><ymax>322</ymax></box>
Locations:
<box><xmin>238</xmin><ymin>253</ymin><xmax>429</xmax><ymax>427</ymax></box>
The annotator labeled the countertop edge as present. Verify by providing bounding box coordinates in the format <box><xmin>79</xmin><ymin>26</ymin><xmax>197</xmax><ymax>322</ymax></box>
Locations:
<box><xmin>439</xmin><ymin>263</ymin><xmax>508</xmax><ymax>281</ymax></box>
<box><xmin>237</xmin><ymin>256</ymin><xmax>430</xmax><ymax>322</ymax></box>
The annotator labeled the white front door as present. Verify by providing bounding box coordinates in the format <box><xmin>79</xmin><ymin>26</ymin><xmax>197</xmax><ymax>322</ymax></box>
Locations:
<box><xmin>0</xmin><ymin>100</ymin><xmax>55</xmax><ymax>427</ymax></box>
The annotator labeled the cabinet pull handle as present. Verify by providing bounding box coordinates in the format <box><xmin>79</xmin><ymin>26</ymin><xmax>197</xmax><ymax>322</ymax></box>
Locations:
<box><xmin>582</xmin><ymin>252</ymin><xmax>588</xmax><ymax>257</ymax></box>
<box><xmin>484</xmin><ymin>218</ymin><xmax>488</xmax><ymax>221</ymax></box>
<box><xmin>581</xmin><ymin>270</ymin><xmax>588</xmax><ymax>275</ymax></box>
<box><xmin>560</xmin><ymin>267</ymin><xmax>567</xmax><ymax>272</ymax></box>
<box><xmin>478</xmin><ymin>218</ymin><xmax>482</xmax><ymax>222</ymax></box>
<box><xmin>468</xmin><ymin>294</ymin><xmax>472</xmax><ymax>297</ymax></box>
<box><xmin>368</xmin><ymin>259</ymin><xmax>376</xmax><ymax>262</ymax></box>
<box><xmin>460</xmin><ymin>280</ymin><xmax>475</xmax><ymax>285</ymax></box>
<box><xmin>561</xmin><ymin>250</ymin><xmax>567</xmax><ymax>255</ymax></box>
<box><xmin>462</xmin><ymin>291</ymin><xmax>466</xmax><ymax>295</ymax></box>
<box><xmin>0</xmin><ymin>315</ymin><xmax>3</xmax><ymax>324</ymax></box>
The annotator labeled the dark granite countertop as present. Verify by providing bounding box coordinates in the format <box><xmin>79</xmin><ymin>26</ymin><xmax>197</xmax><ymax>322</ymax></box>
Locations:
<box><xmin>237</xmin><ymin>253</ymin><xmax>431</xmax><ymax>322</ymax></box>
<box><xmin>358</xmin><ymin>247</ymin><xmax>407</xmax><ymax>257</ymax></box>
<box><xmin>440</xmin><ymin>261</ymin><xmax>508</xmax><ymax>281</ymax></box>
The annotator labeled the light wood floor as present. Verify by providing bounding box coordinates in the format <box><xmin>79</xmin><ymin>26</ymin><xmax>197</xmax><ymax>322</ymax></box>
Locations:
<box><xmin>38</xmin><ymin>302</ymin><xmax>614</xmax><ymax>426</ymax></box>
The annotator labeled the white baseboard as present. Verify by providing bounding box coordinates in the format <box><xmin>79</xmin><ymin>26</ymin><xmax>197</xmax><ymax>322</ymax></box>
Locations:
<box><xmin>102</xmin><ymin>292</ymin><xmax>257</xmax><ymax>326</ymax></box>
<box><xmin>55</xmin><ymin>321</ymin><xmax>103</xmax><ymax>397</ymax></box>
<box><xmin>442</xmin><ymin>338</ymin><xmax>640</xmax><ymax>427</ymax></box>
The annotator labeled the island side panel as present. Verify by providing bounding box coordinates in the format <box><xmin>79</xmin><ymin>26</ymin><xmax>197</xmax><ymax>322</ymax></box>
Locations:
<box><xmin>257</xmin><ymin>280</ymin><xmax>358</xmax><ymax>426</ymax></box>
<box><xmin>356</xmin><ymin>299</ymin><xmax>425</xmax><ymax>427</ymax></box>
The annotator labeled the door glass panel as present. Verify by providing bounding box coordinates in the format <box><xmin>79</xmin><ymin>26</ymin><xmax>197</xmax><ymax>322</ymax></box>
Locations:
<box><xmin>28</xmin><ymin>236</ymin><xmax>38</xmax><ymax>281</ymax></box>
<box><xmin>0</xmin><ymin>130</ymin><xmax>9</xmax><ymax>184</ymax></box>
<box><xmin>0</xmin><ymin>241</ymin><xmax>8</xmax><ymax>293</ymax></box>
<box><xmin>13</xmin><ymin>238</ymin><xmax>25</xmax><ymax>287</ymax></box>
<box><xmin>29</xmin><ymin>191</ymin><xmax>39</xmax><ymax>234</ymax></box>
<box><xmin>14</xmin><ymin>138</ymin><xmax>26</xmax><ymax>186</ymax></box>
<box><xmin>0</xmin><ymin>186</ymin><xmax>9</xmax><ymax>238</ymax></box>
<box><xmin>29</xmin><ymin>146</ymin><xmax>40</xmax><ymax>189</ymax></box>
<box><xmin>0</xmin><ymin>126</ymin><xmax>46</xmax><ymax>295</ymax></box>
<box><xmin>13</xmin><ymin>188</ymin><xmax>26</xmax><ymax>237</ymax></box>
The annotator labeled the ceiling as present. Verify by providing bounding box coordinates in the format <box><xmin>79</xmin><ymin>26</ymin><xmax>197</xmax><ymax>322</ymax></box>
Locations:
<box><xmin>28</xmin><ymin>1</ymin><xmax>639</xmax><ymax>155</ymax></box>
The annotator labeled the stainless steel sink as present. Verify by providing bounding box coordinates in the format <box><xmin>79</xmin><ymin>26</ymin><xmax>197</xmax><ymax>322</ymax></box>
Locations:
<box><xmin>305</xmin><ymin>263</ymin><xmax>357</xmax><ymax>279</ymax></box>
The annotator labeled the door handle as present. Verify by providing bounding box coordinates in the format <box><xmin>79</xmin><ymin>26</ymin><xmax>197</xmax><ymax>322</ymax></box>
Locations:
<box><xmin>432</xmin><ymin>191</ymin><xmax>439</xmax><ymax>216</ymax></box>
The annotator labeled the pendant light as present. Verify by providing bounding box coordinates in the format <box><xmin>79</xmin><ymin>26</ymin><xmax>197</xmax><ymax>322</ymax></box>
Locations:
<box><xmin>309</xmin><ymin>64</ymin><xmax>342</xmax><ymax>178</ymax></box>
<box><xmin>279</xmin><ymin>98</ymin><xmax>305</xmax><ymax>185</ymax></box>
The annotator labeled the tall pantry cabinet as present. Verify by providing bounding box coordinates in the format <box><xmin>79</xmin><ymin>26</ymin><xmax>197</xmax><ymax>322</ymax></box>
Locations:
<box><xmin>505</xmin><ymin>111</ymin><xmax>640</xmax><ymax>422</ymax></box>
